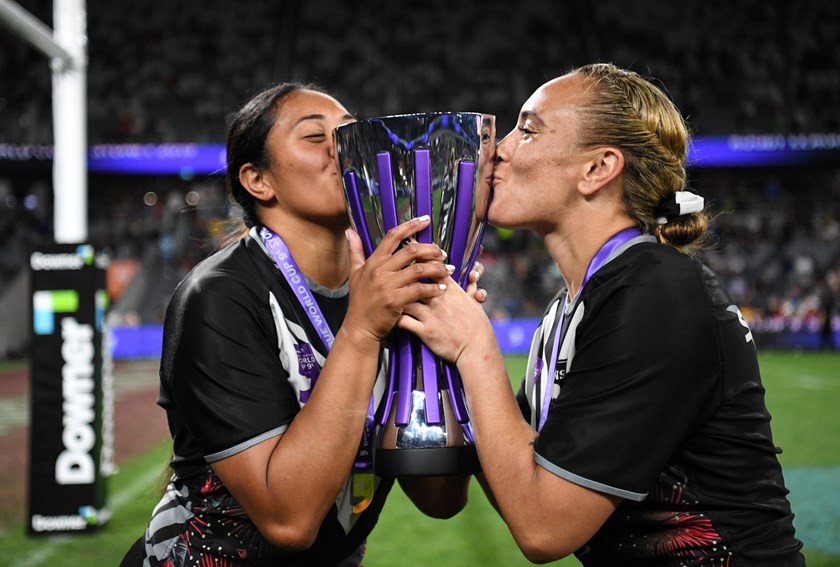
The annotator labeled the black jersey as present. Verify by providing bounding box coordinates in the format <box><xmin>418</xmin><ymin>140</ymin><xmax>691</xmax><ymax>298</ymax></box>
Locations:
<box><xmin>517</xmin><ymin>237</ymin><xmax>804</xmax><ymax>566</ymax></box>
<box><xmin>143</xmin><ymin>227</ymin><xmax>392</xmax><ymax>566</ymax></box>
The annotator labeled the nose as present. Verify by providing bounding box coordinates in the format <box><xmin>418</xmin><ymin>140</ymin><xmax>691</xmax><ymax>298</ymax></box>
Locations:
<box><xmin>494</xmin><ymin>132</ymin><xmax>512</xmax><ymax>165</ymax></box>
<box><xmin>328</xmin><ymin>134</ymin><xmax>337</xmax><ymax>159</ymax></box>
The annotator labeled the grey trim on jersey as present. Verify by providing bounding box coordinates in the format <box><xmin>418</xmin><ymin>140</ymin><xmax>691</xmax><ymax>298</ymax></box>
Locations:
<box><xmin>534</xmin><ymin>452</ymin><xmax>648</xmax><ymax>501</ymax></box>
<box><xmin>566</xmin><ymin>234</ymin><xmax>657</xmax><ymax>313</ymax></box>
<box><xmin>306</xmin><ymin>277</ymin><xmax>349</xmax><ymax>298</ymax></box>
<box><xmin>204</xmin><ymin>424</ymin><xmax>289</xmax><ymax>463</ymax></box>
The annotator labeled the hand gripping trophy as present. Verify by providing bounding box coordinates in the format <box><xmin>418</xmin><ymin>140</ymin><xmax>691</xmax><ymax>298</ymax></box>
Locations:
<box><xmin>335</xmin><ymin>113</ymin><xmax>495</xmax><ymax>479</ymax></box>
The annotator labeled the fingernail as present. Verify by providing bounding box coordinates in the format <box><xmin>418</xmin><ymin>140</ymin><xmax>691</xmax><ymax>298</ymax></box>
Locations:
<box><xmin>472</xmin><ymin>270</ymin><xmax>480</xmax><ymax>280</ymax></box>
<box><xmin>445</xmin><ymin>264</ymin><xmax>456</xmax><ymax>273</ymax></box>
<box><xmin>440</xmin><ymin>248</ymin><xmax>448</xmax><ymax>259</ymax></box>
<box><xmin>345</xmin><ymin>229</ymin><xmax>351</xmax><ymax>240</ymax></box>
<box><xmin>439</xmin><ymin>283</ymin><xmax>447</xmax><ymax>291</ymax></box>
<box><xmin>417</xmin><ymin>214</ymin><xmax>430</xmax><ymax>222</ymax></box>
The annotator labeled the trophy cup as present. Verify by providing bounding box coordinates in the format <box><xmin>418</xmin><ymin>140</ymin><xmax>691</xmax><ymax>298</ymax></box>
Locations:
<box><xmin>335</xmin><ymin>112</ymin><xmax>495</xmax><ymax>477</ymax></box>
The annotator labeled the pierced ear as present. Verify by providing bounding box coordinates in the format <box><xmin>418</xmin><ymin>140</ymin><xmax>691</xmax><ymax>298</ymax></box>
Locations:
<box><xmin>239</xmin><ymin>163</ymin><xmax>276</xmax><ymax>202</ymax></box>
<box><xmin>580</xmin><ymin>148</ymin><xmax>624</xmax><ymax>196</ymax></box>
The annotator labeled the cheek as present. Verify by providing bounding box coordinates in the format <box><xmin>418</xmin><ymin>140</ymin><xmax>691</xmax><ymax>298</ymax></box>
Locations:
<box><xmin>505</xmin><ymin>151</ymin><xmax>543</xmax><ymax>193</ymax></box>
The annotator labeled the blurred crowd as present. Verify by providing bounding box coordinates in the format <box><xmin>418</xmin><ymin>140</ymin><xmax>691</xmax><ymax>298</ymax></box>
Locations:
<box><xmin>1</xmin><ymin>0</ymin><xmax>838</xmax><ymax>345</ymax></box>
<box><xmin>2</xmin><ymin>0</ymin><xmax>838</xmax><ymax>142</ymax></box>
<box><xmin>476</xmin><ymin>168</ymin><xmax>840</xmax><ymax>344</ymax></box>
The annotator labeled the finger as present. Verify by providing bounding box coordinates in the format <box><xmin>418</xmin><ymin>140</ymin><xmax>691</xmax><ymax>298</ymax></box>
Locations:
<box><xmin>374</xmin><ymin>241</ymin><xmax>448</xmax><ymax>281</ymax></box>
<box><xmin>346</xmin><ymin>229</ymin><xmax>366</xmax><ymax>274</ymax></box>
<box><xmin>388</xmin><ymin>240</ymin><xmax>446</xmax><ymax>269</ymax></box>
<box><xmin>467</xmin><ymin>261</ymin><xmax>484</xmax><ymax>284</ymax></box>
<box><xmin>401</xmin><ymin>301</ymin><xmax>431</xmax><ymax>320</ymax></box>
<box><xmin>475</xmin><ymin>288</ymin><xmax>488</xmax><ymax>304</ymax></box>
<box><xmin>389</xmin><ymin>260</ymin><xmax>454</xmax><ymax>290</ymax></box>
<box><xmin>411</xmin><ymin>280</ymin><xmax>450</xmax><ymax>301</ymax></box>
<box><xmin>391</xmin><ymin>278</ymin><xmax>451</xmax><ymax>308</ymax></box>
<box><xmin>397</xmin><ymin>313</ymin><xmax>424</xmax><ymax>335</ymax></box>
<box><xmin>375</xmin><ymin>215</ymin><xmax>432</xmax><ymax>257</ymax></box>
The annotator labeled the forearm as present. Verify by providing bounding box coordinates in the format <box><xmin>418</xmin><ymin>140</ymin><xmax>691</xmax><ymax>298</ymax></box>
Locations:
<box><xmin>270</xmin><ymin>326</ymin><xmax>380</xmax><ymax>505</ymax></box>
<box><xmin>216</xmin><ymin>326</ymin><xmax>382</xmax><ymax>547</ymax></box>
<box><xmin>455</xmin><ymin>340</ymin><xmax>542</xmax><ymax>520</ymax></box>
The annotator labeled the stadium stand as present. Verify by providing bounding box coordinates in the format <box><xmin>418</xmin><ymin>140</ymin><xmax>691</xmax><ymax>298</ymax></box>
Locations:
<box><xmin>0</xmin><ymin>0</ymin><xmax>838</xmax><ymax>352</ymax></box>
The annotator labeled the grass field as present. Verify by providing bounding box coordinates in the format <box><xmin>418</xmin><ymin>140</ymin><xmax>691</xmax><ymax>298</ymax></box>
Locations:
<box><xmin>1</xmin><ymin>352</ymin><xmax>838</xmax><ymax>566</ymax></box>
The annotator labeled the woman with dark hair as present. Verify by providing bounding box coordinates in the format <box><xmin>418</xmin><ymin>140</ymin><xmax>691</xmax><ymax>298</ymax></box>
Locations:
<box><xmin>129</xmin><ymin>83</ymin><xmax>469</xmax><ymax>566</ymax></box>
<box><xmin>400</xmin><ymin>64</ymin><xmax>804</xmax><ymax>565</ymax></box>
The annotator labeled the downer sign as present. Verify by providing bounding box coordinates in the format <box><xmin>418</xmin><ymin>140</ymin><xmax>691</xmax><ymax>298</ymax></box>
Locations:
<box><xmin>28</xmin><ymin>244</ymin><xmax>112</xmax><ymax>534</ymax></box>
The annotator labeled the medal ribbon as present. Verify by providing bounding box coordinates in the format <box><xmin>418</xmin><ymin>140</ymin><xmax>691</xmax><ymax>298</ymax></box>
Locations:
<box><xmin>538</xmin><ymin>227</ymin><xmax>641</xmax><ymax>431</ymax></box>
<box><xmin>259</xmin><ymin>226</ymin><xmax>376</xmax><ymax>512</ymax></box>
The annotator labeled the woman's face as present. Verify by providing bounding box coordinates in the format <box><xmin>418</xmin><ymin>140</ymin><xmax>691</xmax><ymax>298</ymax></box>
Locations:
<box><xmin>489</xmin><ymin>74</ymin><xmax>591</xmax><ymax>234</ymax></box>
<box><xmin>261</xmin><ymin>89</ymin><xmax>355</xmax><ymax>226</ymax></box>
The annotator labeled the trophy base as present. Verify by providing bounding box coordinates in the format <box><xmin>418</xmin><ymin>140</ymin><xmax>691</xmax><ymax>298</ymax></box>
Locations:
<box><xmin>374</xmin><ymin>445</ymin><xmax>480</xmax><ymax>477</ymax></box>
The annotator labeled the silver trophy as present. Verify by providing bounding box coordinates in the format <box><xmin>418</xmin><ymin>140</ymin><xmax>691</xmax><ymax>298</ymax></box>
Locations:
<box><xmin>335</xmin><ymin>113</ymin><xmax>495</xmax><ymax>477</ymax></box>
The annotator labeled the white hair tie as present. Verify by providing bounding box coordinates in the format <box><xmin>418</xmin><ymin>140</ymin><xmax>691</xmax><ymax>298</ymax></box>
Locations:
<box><xmin>654</xmin><ymin>191</ymin><xmax>705</xmax><ymax>225</ymax></box>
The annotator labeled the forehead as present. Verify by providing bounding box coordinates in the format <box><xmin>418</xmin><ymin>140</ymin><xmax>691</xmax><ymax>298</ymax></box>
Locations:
<box><xmin>275</xmin><ymin>89</ymin><xmax>350</xmax><ymax>126</ymax></box>
<box><xmin>520</xmin><ymin>74</ymin><xmax>588</xmax><ymax>126</ymax></box>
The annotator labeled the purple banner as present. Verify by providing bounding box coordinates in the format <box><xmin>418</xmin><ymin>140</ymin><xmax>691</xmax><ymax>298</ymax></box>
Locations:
<box><xmin>3</xmin><ymin>133</ymin><xmax>840</xmax><ymax>175</ymax></box>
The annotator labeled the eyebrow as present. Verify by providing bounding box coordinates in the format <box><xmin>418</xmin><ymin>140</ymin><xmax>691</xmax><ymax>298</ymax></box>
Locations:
<box><xmin>520</xmin><ymin>110</ymin><xmax>546</xmax><ymax>126</ymax></box>
<box><xmin>293</xmin><ymin>113</ymin><xmax>356</xmax><ymax>127</ymax></box>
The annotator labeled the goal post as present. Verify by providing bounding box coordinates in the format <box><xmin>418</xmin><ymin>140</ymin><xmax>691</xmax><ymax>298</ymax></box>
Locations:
<box><xmin>0</xmin><ymin>0</ymin><xmax>87</xmax><ymax>244</ymax></box>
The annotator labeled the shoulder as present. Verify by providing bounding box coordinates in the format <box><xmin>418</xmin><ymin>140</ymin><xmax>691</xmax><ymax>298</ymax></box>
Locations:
<box><xmin>168</xmin><ymin>235</ymin><xmax>277</xmax><ymax>320</ymax></box>
<box><xmin>585</xmin><ymin>243</ymin><xmax>725</xmax><ymax>330</ymax></box>
<box><xmin>594</xmin><ymin>242</ymin><xmax>709</xmax><ymax>296</ymax></box>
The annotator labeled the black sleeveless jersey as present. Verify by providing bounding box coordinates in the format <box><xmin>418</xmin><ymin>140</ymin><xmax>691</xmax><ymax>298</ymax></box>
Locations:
<box><xmin>517</xmin><ymin>238</ymin><xmax>804</xmax><ymax>566</ymax></box>
<box><xmin>144</xmin><ymin>228</ymin><xmax>391</xmax><ymax>566</ymax></box>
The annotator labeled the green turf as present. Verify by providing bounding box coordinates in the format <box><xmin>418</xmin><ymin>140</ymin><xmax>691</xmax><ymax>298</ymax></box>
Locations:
<box><xmin>0</xmin><ymin>439</ymin><xmax>172</xmax><ymax>566</ymax></box>
<box><xmin>0</xmin><ymin>352</ymin><xmax>837</xmax><ymax>566</ymax></box>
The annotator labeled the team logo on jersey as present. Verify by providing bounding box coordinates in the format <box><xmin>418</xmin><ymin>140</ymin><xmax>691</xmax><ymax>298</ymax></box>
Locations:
<box><xmin>532</xmin><ymin>358</ymin><xmax>543</xmax><ymax>386</ymax></box>
<box><xmin>294</xmin><ymin>343</ymin><xmax>321</xmax><ymax>403</ymax></box>
<box><xmin>552</xmin><ymin>364</ymin><xmax>566</xmax><ymax>400</ymax></box>
<box><xmin>727</xmin><ymin>305</ymin><xmax>753</xmax><ymax>344</ymax></box>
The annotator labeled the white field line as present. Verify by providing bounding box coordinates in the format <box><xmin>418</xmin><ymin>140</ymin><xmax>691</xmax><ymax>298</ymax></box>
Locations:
<box><xmin>790</xmin><ymin>373</ymin><xmax>838</xmax><ymax>390</ymax></box>
<box><xmin>11</xmin><ymin>464</ymin><xmax>161</xmax><ymax>567</ymax></box>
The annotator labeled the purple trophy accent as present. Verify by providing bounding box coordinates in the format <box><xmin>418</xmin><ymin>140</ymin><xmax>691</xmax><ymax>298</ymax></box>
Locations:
<box><xmin>378</xmin><ymin>335</ymin><xmax>398</xmax><ymax>425</ymax></box>
<box><xmin>420</xmin><ymin>338</ymin><xmax>441</xmax><ymax>424</ymax></box>
<box><xmin>376</xmin><ymin>150</ymin><xmax>413</xmax><ymax>427</ymax></box>
<box><xmin>335</xmin><ymin>112</ymin><xmax>495</xmax><ymax>476</ymax></box>
<box><xmin>459</xmin><ymin>211</ymin><xmax>489</xmax><ymax>288</ymax></box>
<box><xmin>448</xmin><ymin>161</ymin><xmax>476</xmax><ymax>278</ymax></box>
<box><xmin>343</xmin><ymin>170</ymin><xmax>374</xmax><ymax>257</ymax></box>
<box><xmin>376</xmin><ymin>151</ymin><xmax>398</xmax><ymax>231</ymax></box>
<box><xmin>438</xmin><ymin>160</ymin><xmax>477</xmax><ymax>428</ymax></box>
<box><xmin>395</xmin><ymin>330</ymin><xmax>414</xmax><ymax>426</ymax></box>
<box><xmin>445</xmin><ymin>364</ymin><xmax>469</xmax><ymax>423</ymax></box>
<box><xmin>414</xmin><ymin>149</ymin><xmax>433</xmax><ymax>243</ymax></box>
<box><xmin>413</xmin><ymin>149</ymin><xmax>440</xmax><ymax>424</ymax></box>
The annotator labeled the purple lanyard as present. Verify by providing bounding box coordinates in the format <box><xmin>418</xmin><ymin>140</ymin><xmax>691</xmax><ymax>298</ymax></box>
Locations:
<box><xmin>259</xmin><ymin>226</ymin><xmax>375</xmax><ymax>473</ymax></box>
<box><xmin>538</xmin><ymin>227</ymin><xmax>641</xmax><ymax>431</ymax></box>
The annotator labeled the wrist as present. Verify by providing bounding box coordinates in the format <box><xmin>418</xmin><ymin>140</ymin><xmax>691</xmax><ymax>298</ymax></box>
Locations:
<box><xmin>335</xmin><ymin>322</ymin><xmax>384</xmax><ymax>356</ymax></box>
<box><xmin>455</xmin><ymin>328</ymin><xmax>503</xmax><ymax>373</ymax></box>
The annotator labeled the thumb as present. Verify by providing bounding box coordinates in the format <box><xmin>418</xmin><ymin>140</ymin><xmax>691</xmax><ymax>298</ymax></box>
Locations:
<box><xmin>346</xmin><ymin>228</ymin><xmax>366</xmax><ymax>274</ymax></box>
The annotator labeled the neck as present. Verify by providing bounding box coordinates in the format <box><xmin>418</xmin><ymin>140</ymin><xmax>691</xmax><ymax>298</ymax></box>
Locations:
<box><xmin>261</xmin><ymin>212</ymin><xmax>349</xmax><ymax>289</ymax></box>
<box><xmin>543</xmin><ymin>216</ymin><xmax>637</xmax><ymax>298</ymax></box>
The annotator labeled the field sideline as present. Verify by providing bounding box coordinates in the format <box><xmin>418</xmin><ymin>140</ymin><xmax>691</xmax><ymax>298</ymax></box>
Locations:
<box><xmin>0</xmin><ymin>352</ymin><xmax>837</xmax><ymax>565</ymax></box>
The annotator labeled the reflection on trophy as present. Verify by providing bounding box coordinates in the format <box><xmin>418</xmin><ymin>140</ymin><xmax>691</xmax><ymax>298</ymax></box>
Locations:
<box><xmin>335</xmin><ymin>113</ymin><xmax>495</xmax><ymax>477</ymax></box>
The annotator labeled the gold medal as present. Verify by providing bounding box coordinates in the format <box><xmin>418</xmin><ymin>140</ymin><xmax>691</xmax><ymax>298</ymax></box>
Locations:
<box><xmin>352</xmin><ymin>472</ymin><xmax>374</xmax><ymax>513</ymax></box>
